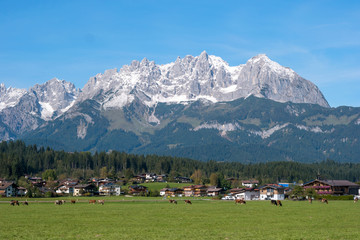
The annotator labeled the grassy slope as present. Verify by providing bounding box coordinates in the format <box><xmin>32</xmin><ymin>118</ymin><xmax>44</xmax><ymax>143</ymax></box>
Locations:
<box><xmin>1</xmin><ymin>200</ymin><xmax>359</xmax><ymax>239</ymax></box>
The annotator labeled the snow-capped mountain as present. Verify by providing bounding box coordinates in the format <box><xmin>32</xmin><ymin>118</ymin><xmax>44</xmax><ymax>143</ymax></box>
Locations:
<box><xmin>4</xmin><ymin>51</ymin><xmax>358</xmax><ymax>164</ymax></box>
<box><xmin>30</xmin><ymin>78</ymin><xmax>79</xmax><ymax>120</ymax></box>
<box><xmin>0</xmin><ymin>84</ymin><xmax>27</xmax><ymax>111</ymax></box>
<box><xmin>0</xmin><ymin>78</ymin><xmax>79</xmax><ymax>139</ymax></box>
<box><xmin>79</xmin><ymin>51</ymin><xmax>329</xmax><ymax>109</ymax></box>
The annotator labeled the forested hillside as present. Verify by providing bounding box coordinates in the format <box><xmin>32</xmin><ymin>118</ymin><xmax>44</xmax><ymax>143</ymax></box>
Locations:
<box><xmin>1</xmin><ymin>140</ymin><xmax>360</xmax><ymax>184</ymax></box>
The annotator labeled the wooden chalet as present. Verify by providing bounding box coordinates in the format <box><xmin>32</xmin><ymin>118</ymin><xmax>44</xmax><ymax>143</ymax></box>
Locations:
<box><xmin>128</xmin><ymin>185</ymin><xmax>148</xmax><ymax>195</ymax></box>
<box><xmin>165</xmin><ymin>188</ymin><xmax>183</xmax><ymax>197</ymax></box>
<box><xmin>303</xmin><ymin>179</ymin><xmax>359</xmax><ymax>195</ymax></box>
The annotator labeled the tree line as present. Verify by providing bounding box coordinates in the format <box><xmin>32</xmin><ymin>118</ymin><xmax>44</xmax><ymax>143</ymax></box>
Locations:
<box><xmin>1</xmin><ymin>140</ymin><xmax>360</xmax><ymax>184</ymax></box>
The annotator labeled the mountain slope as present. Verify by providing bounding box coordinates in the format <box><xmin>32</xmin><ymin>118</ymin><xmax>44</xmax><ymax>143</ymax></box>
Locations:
<box><xmin>21</xmin><ymin>96</ymin><xmax>360</xmax><ymax>163</ymax></box>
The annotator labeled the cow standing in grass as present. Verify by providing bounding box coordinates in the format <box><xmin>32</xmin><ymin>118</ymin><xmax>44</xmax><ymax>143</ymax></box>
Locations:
<box><xmin>89</xmin><ymin>200</ymin><xmax>96</xmax><ymax>204</ymax></box>
<box><xmin>321</xmin><ymin>198</ymin><xmax>328</xmax><ymax>204</ymax></box>
<box><xmin>98</xmin><ymin>200</ymin><xmax>104</xmax><ymax>205</ymax></box>
<box><xmin>354</xmin><ymin>197</ymin><xmax>358</xmax><ymax>203</ymax></box>
<box><xmin>22</xmin><ymin>201</ymin><xmax>28</xmax><ymax>206</ymax></box>
<box><xmin>184</xmin><ymin>200</ymin><xmax>192</xmax><ymax>204</ymax></box>
<box><xmin>71</xmin><ymin>200</ymin><xmax>76</xmax><ymax>204</ymax></box>
<box><xmin>169</xmin><ymin>199</ymin><xmax>177</xmax><ymax>204</ymax></box>
<box><xmin>55</xmin><ymin>200</ymin><xmax>62</xmax><ymax>205</ymax></box>
<box><xmin>235</xmin><ymin>199</ymin><xmax>246</xmax><ymax>204</ymax></box>
<box><xmin>10</xmin><ymin>200</ymin><xmax>19</xmax><ymax>206</ymax></box>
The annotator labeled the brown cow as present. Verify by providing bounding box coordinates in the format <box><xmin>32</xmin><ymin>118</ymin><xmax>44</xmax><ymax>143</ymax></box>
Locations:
<box><xmin>10</xmin><ymin>200</ymin><xmax>19</xmax><ymax>206</ymax></box>
<box><xmin>354</xmin><ymin>197</ymin><xmax>358</xmax><ymax>203</ymax></box>
<box><xmin>184</xmin><ymin>200</ymin><xmax>192</xmax><ymax>204</ymax></box>
<box><xmin>169</xmin><ymin>199</ymin><xmax>177</xmax><ymax>204</ymax></box>
<box><xmin>321</xmin><ymin>198</ymin><xmax>328</xmax><ymax>204</ymax></box>
<box><xmin>235</xmin><ymin>199</ymin><xmax>246</xmax><ymax>204</ymax></box>
<box><xmin>98</xmin><ymin>200</ymin><xmax>104</xmax><ymax>205</ymax></box>
<box><xmin>71</xmin><ymin>200</ymin><xmax>76</xmax><ymax>204</ymax></box>
<box><xmin>89</xmin><ymin>200</ymin><xmax>96</xmax><ymax>204</ymax></box>
<box><xmin>276</xmin><ymin>200</ymin><xmax>282</xmax><ymax>206</ymax></box>
<box><xmin>22</xmin><ymin>201</ymin><xmax>28</xmax><ymax>206</ymax></box>
<box><xmin>308</xmin><ymin>198</ymin><xmax>312</xmax><ymax>204</ymax></box>
<box><xmin>55</xmin><ymin>200</ymin><xmax>62</xmax><ymax>205</ymax></box>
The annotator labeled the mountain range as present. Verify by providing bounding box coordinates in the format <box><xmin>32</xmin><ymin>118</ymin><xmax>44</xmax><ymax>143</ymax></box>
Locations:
<box><xmin>1</xmin><ymin>51</ymin><xmax>359</xmax><ymax>163</ymax></box>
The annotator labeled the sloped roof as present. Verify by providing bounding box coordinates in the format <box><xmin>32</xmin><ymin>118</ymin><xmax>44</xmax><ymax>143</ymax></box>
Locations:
<box><xmin>303</xmin><ymin>179</ymin><xmax>359</xmax><ymax>187</ymax></box>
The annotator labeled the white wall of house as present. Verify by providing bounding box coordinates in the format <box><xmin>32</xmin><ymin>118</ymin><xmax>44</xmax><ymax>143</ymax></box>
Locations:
<box><xmin>235</xmin><ymin>191</ymin><xmax>260</xmax><ymax>200</ymax></box>
<box><xmin>260</xmin><ymin>193</ymin><xmax>284</xmax><ymax>200</ymax></box>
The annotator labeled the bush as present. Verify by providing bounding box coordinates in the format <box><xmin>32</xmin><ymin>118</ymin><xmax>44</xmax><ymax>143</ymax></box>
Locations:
<box><xmin>318</xmin><ymin>195</ymin><xmax>354</xmax><ymax>200</ymax></box>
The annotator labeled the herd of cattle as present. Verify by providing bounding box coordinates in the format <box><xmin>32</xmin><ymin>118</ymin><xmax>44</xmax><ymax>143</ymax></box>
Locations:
<box><xmin>9</xmin><ymin>197</ymin><xmax>359</xmax><ymax>206</ymax></box>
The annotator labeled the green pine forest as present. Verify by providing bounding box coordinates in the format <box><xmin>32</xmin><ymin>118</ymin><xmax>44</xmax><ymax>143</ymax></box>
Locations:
<box><xmin>1</xmin><ymin>140</ymin><xmax>360</xmax><ymax>184</ymax></box>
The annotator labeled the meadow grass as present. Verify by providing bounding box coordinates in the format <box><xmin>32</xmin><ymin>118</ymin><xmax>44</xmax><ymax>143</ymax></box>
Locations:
<box><xmin>1</xmin><ymin>199</ymin><xmax>359</xmax><ymax>240</ymax></box>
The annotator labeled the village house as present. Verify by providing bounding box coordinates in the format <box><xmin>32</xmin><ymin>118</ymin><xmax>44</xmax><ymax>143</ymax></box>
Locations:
<box><xmin>56</xmin><ymin>184</ymin><xmax>75</xmax><ymax>195</ymax></box>
<box><xmin>259</xmin><ymin>184</ymin><xmax>285</xmax><ymax>200</ymax></box>
<box><xmin>17</xmin><ymin>186</ymin><xmax>27</xmax><ymax>196</ymax></box>
<box><xmin>303</xmin><ymin>179</ymin><xmax>359</xmax><ymax>195</ymax></box>
<box><xmin>207</xmin><ymin>187</ymin><xmax>223</xmax><ymax>197</ymax></box>
<box><xmin>99</xmin><ymin>183</ymin><xmax>121</xmax><ymax>196</ymax></box>
<box><xmin>128</xmin><ymin>185</ymin><xmax>148</xmax><ymax>195</ymax></box>
<box><xmin>183</xmin><ymin>185</ymin><xmax>207</xmax><ymax>197</ymax></box>
<box><xmin>160</xmin><ymin>188</ymin><xmax>169</xmax><ymax>196</ymax></box>
<box><xmin>234</xmin><ymin>188</ymin><xmax>260</xmax><ymax>200</ymax></box>
<box><xmin>174</xmin><ymin>176</ymin><xmax>193</xmax><ymax>183</ymax></box>
<box><xmin>242</xmin><ymin>180</ymin><xmax>259</xmax><ymax>188</ymax></box>
<box><xmin>0</xmin><ymin>182</ymin><xmax>17</xmax><ymax>197</ymax></box>
<box><xmin>229</xmin><ymin>188</ymin><xmax>245</xmax><ymax>195</ymax></box>
<box><xmin>165</xmin><ymin>188</ymin><xmax>183</xmax><ymax>197</ymax></box>
<box><xmin>73</xmin><ymin>184</ymin><xmax>97</xmax><ymax>196</ymax></box>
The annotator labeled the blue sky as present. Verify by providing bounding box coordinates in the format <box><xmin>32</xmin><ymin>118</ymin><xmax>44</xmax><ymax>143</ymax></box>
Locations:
<box><xmin>1</xmin><ymin>0</ymin><xmax>359</xmax><ymax>107</ymax></box>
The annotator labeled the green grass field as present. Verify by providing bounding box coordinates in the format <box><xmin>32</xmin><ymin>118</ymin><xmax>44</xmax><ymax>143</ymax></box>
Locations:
<box><xmin>1</xmin><ymin>199</ymin><xmax>359</xmax><ymax>240</ymax></box>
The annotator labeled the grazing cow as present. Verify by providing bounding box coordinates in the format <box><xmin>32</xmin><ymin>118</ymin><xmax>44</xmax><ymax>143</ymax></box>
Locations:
<box><xmin>235</xmin><ymin>199</ymin><xmax>246</xmax><ymax>204</ymax></box>
<box><xmin>169</xmin><ymin>199</ymin><xmax>177</xmax><ymax>204</ymax></box>
<box><xmin>354</xmin><ymin>197</ymin><xmax>358</xmax><ymax>203</ymax></box>
<box><xmin>89</xmin><ymin>200</ymin><xmax>96</xmax><ymax>204</ymax></box>
<box><xmin>55</xmin><ymin>200</ymin><xmax>62</xmax><ymax>205</ymax></box>
<box><xmin>98</xmin><ymin>200</ymin><xmax>104</xmax><ymax>205</ymax></box>
<box><xmin>184</xmin><ymin>200</ymin><xmax>192</xmax><ymax>204</ymax></box>
<box><xmin>61</xmin><ymin>200</ymin><xmax>66</xmax><ymax>204</ymax></box>
<box><xmin>10</xmin><ymin>200</ymin><xmax>19</xmax><ymax>206</ymax></box>
<box><xmin>271</xmin><ymin>200</ymin><xmax>277</xmax><ymax>206</ymax></box>
<box><xmin>71</xmin><ymin>200</ymin><xmax>76</xmax><ymax>204</ymax></box>
<box><xmin>22</xmin><ymin>201</ymin><xmax>28</xmax><ymax>206</ymax></box>
<box><xmin>308</xmin><ymin>198</ymin><xmax>312</xmax><ymax>204</ymax></box>
<box><xmin>321</xmin><ymin>198</ymin><xmax>328</xmax><ymax>204</ymax></box>
<box><xmin>276</xmin><ymin>200</ymin><xmax>282</xmax><ymax>206</ymax></box>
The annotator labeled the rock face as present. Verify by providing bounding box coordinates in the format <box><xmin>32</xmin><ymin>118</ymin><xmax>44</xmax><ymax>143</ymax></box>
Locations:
<box><xmin>0</xmin><ymin>78</ymin><xmax>79</xmax><ymax>137</ymax></box>
<box><xmin>79</xmin><ymin>51</ymin><xmax>330</xmax><ymax>109</ymax></box>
